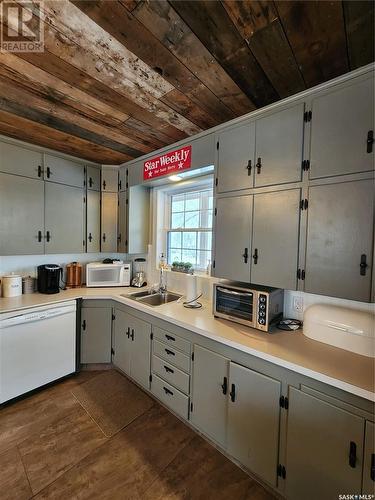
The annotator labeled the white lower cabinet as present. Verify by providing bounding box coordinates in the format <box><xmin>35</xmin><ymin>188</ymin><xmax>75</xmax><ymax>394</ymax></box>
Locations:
<box><xmin>363</xmin><ymin>421</ymin><xmax>375</xmax><ymax>494</ymax></box>
<box><xmin>285</xmin><ymin>387</ymin><xmax>365</xmax><ymax>500</ymax></box>
<box><xmin>113</xmin><ymin>309</ymin><xmax>151</xmax><ymax>390</ymax></box>
<box><xmin>80</xmin><ymin>307</ymin><xmax>112</xmax><ymax>364</ymax></box>
<box><xmin>227</xmin><ymin>362</ymin><xmax>281</xmax><ymax>486</ymax></box>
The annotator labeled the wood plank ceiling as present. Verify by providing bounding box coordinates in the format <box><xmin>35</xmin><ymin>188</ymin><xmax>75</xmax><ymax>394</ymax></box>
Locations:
<box><xmin>0</xmin><ymin>0</ymin><xmax>373</xmax><ymax>164</ymax></box>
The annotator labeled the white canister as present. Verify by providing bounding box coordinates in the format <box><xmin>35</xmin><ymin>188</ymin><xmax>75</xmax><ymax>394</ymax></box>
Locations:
<box><xmin>2</xmin><ymin>275</ymin><xmax>23</xmax><ymax>297</ymax></box>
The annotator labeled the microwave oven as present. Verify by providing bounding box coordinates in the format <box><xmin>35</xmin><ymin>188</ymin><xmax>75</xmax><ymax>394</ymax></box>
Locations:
<box><xmin>213</xmin><ymin>282</ymin><xmax>284</xmax><ymax>332</ymax></box>
<box><xmin>86</xmin><ymin>262</ymin><xmax>131</xmax><ymax>287</ymax></box>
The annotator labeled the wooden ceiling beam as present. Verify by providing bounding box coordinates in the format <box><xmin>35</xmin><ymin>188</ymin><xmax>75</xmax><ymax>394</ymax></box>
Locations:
<box><xmin>275</xmin><ymin>0</ymin><xmax>349</xmax><ymax>87</ymax></box>
<box><xmin>130</xmin><ymin>0</ymin><xmax>256</xmax><ymax>115</ymax></box>
<box><xmin>169</xmin><ymin>0</ymin><xmax>278</xmax><ymax>107</ymax></box>
<box><xmin>343</xmin><ymin>0</ymin><xmax>375</xmax><ymax>70</ymax></box>
<box><xmin>0</xmin><ymin>110</ymin><xmax>131</xmax><ymax>164</ymax></box>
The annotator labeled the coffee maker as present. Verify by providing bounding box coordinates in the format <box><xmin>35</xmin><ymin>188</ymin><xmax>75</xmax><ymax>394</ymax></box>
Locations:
<box><xmin>37</xmin><ymin>264</ymin><xmax>62</xmax><ymax>294</ymax></box>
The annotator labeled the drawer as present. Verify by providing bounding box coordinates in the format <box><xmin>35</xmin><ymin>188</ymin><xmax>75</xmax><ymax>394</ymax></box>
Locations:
<box><xmin>153</xmin><ymin>339</ymin><xmax>190</xmax><ymax>373</ymax></box>
<box><xmin>153</xmin><ymin>326</ymin><xmax>191</xmax><ymax>355</ymax></box>
<box><xmin>152</xmin><ymin>354</ymin><xmax>190</xmax><ymax>395</ymax></box>
<box><xmin>151</xmin><ymin>374</ymin><xmax>189</xmax><ymax>420</ymax></box>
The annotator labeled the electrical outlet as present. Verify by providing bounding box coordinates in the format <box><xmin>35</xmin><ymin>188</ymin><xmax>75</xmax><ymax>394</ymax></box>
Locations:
<box><xmin>293</xmin><ymin>296</ymin><xmax>304</xmax><ymax>312</ymax></box>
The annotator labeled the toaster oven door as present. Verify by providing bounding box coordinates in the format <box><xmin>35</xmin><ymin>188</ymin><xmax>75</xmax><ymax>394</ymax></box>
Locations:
<box><xmin>215</xmin><ymin>286</ymin><xmax>254</xmax><ymax>324</ymax></box>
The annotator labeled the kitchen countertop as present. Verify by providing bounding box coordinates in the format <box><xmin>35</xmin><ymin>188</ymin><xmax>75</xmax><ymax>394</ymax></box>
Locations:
<box><xmin>1</xmin><ymin>287</ymin><xmax>374</xmax><ymax>402</ymax></box>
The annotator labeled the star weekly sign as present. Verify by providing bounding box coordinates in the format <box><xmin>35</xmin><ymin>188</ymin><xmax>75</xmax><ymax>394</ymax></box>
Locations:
<box><xmin>143</xmin><ymin>145</ymin><xmax>192</xmax><ymax>180</ymax></box>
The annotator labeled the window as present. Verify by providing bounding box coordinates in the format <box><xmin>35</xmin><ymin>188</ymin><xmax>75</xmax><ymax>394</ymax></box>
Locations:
<box><xmin>167</xmin><ymin>187</ymin><xmax>213</xmax><ymax>271</ymax></box>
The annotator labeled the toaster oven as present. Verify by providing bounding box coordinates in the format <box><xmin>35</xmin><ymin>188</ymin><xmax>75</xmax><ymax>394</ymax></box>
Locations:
<box><xmin>213</xmin><ymin>282</ymin><xmax>284</xmax><ymax>332</ymax></box>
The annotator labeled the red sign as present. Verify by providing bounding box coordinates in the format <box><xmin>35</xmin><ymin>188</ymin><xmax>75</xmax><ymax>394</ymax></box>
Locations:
<box><xmin>143</xmin><ymin>145</ymin><xmax>192</xmax><ymax>180</ymax></box>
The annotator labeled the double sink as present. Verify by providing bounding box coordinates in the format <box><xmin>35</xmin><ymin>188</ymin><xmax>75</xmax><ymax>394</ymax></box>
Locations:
<box><xmin>123</xmin><ymin>289</ymin><xmax>182</xmax><ymax>307</ymax></box>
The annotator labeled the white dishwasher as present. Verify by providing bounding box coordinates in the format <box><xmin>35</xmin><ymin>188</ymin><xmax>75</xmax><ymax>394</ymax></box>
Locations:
<box><xmin>0</xmin><ymin>300</ymin><xmax>76</xmax><ymax>404</ymax></box>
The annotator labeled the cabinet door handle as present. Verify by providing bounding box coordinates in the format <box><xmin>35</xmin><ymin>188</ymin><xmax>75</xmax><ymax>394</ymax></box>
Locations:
<box><xmin>165</xmin><ymin>334</ymin><xmax>175</xmax><ymax>342</ymax></box>
<box><xmin>253</xmin><ymin>248</ymin><xmax>258</xmax><ymax>264</ymax></box>
<box><xmin>163</xmin><ymin>386</ymin><xmax>174</xmax><ymax>396</ymax></box>
<box><xmin>46</xmin><ymin>166</ymin><xmax>51</xmax><ymax>178</ymax></box>
<box><xmin>230</xmin><ymin>383</ymin><xmax>236</xmax><ymax>402</ymax></box>
<box><xmin>221</xmin><ymin>376</ymin><xmax>228</xmax><ymax>395</ymax></box>
<box><xmin>102</xmin><ymin>180</ymin><xmax>106</xmax><ymax>190</ymax></box>
<box><xmin>349</xmin><ymin>441</ymin><xmax>357</xmax><ymax>468</ymax></box>
<box><xmin>367</xmin><ymin>130</ymin><xmax>374</xmax><ymax>153</ymax></box>
<box><xmin>165</xmin><ymin>348</ymin><xmax>175</xmax><ymax>356</ymax></box>
<box><xmin>242</xmin><ymin>247</ymin><xmax>248</xmax><ymax>263</ymax></box>
<box><xmin>126</xmin><ymin>327</ymin><xmax>130</xmax><ymax>338</ymax></box>
<box><xmin>360</xmin><ymin>254</ymin><xmax>368</xmax><ymax>276</ymax></box>
<box><xmin>130</xmin><ymin>329</ymin><xmax>135</xmax><ymax>341</ymax></box>
<box><xmin>82</xmin><ymin>320</ymin><xmax>86</xmax><ymax>331</ymax></box>
<box><xmin>37</xmin><ymin>165</ymin><xmax>43</xmax><ymax>177</ymax></box>
<box><xmin>46</xmin><ymin>230</ymin><xmax>50</xmax><ymax>242</ymax></box>
<box><xmin>164</xmin><ymin>365</ymin><xmax>174</xmax><ymax>374</ymax></box>
<box><xmin>88</xmin><ymin>233</ymin><xmax>93</xmax><ymax>243</ymax></box>
<box><xmin>102</xmin><ymin>233</ymin><xmax>106</xmax><ymax>242</ymax></box>
<box><xmin>89</xmin><ymin>177</ymin><xmax>93</xmax><ymax>188</ymax></box>
<box><xmin>371</xmin><ymin>453</ymin><xmax>375</xmax><ymax>481</ymax></box>
<box><xmin>37</xmin><ymin>230</ymin><xmax>42</xmax><ymax>242</ymax></box>
<box><xmin>246</xmin><ymin>159</ymin><xmax>252</xmax><ymax>176</ymax></box>
<box><xmin>256</xmin><ymin>157</ymin><xmax>262</xmax><ymax>174</ymax></box>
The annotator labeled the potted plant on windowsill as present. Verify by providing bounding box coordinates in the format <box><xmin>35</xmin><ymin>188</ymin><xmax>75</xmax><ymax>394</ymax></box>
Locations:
<box><xmin>171</xmin><ymin>261</ymin><xmax>194</xmax><ymax>274</ymax></box>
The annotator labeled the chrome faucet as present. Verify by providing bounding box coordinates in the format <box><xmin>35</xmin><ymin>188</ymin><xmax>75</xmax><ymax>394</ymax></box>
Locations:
<box><xmin>159</xmin><ymin>267</ymin><xmax>167</xmax><ymax>294</ymax></box>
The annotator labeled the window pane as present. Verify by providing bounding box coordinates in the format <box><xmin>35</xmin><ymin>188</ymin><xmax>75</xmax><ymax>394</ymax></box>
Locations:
<box><xmin>208</xmin><ymin>195</ymin><xmax>213</xmax><ymax>210</ymax></box>
<box><xmin>171</xmin><ymin>212</ymin><xmax>184</xmax><ymax>229</ymax></box>
<box><xmin>197</xmin><ymin>231</ymin><xmax>212</xmax><ymax>251</ymax></box>
<box><xmin>182</xmin><ymin>232</ymin><xmax>197</xmax><ymax>249</ymax></box>
<box><xmin>200</xmin><ymin>210</ymin><xmax>213</xmax><ymax>228</ymax></box>
<box><xmin>184</xmin><ymin>211</ymin><xmax>199</xmax><ymax>228</ymax></box>
<box><xmin>185</xmin><ymin>192</ymin><xmax>199</xmax><ymax>211</ymax></box>
<box><xmin>171</xmin><ymin>194</ymin><xmax>184</xmax><ymax>212</ymax></box>
<box><xmin>169</xmin><ymin>231</ymin><xmax>181</xmax><ymax>249</ymax></box>
<box><xmin>197</xmin><ymin>250</ymin><xmax>211</xmax><ymax>270</ymax></box>
<box><xmin>182</xmin><ymin>249</ymin><xmax>197</xmax><ymax>266</ymax></box>
<box><xmin>169</xmin><ymin>248</ymin><xmax>181</xmax><ymax>264</ymax></box>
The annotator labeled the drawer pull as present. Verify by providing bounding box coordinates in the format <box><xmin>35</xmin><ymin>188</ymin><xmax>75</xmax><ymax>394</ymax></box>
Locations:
<box><xmin>164</xmin><ymin>365</ymin><xmax>174</xmax><ymax>374</ymax></box>
<box><xmin>349</xmin><ymin>441</ymin><xmax>357</xmax><ymax>468</ymax></box>
<box><xmin>165</xmin><ymin>348</ymin><xmax>175</xmax><ymax>356</ymax></box>
<box><xmin>165</xmin><ymin>334</ymin><xmax>175</xmax><ymax>342</ymax></box>
<box><xmin>163</xmin><ymin>387</ymin><xmax>174</xmax><ymax>396</ymax></box>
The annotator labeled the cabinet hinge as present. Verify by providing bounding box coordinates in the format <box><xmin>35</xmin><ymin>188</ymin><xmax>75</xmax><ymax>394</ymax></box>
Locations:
<box><xmin>118</xmin><ymin>181</ymin><xmax>122</xmax><ymax>190</ymax></box>
<box><xmin>83</xmin><ymin>240</ymin><xmax>85</xmax><ymax>248</ymax></box>
<box><xmin>82</xmin><ymin>319</ymin><xmax>86</xmax><ymax>331</ymax></box>
<box><xmin>111</xmin><ymin>347</ymin><xmax>115</xmax><ymax>355</ymax></box>
<box><xmin>297</xmin><ymin>268</ymin><xmax>305</xmax><ymax>281</ymax></box>
<box><xmin>83</xmin><ymin>196</ymin><xmax>86</xmax><ymax>203</ymax></box>
<box><xmin>149</xmin><ymin>374</ymin><xmax>152</xmax><ymax>382</ymax></box>
<box><xmin>190</xmin><ymin>402</ymin><xmax>193</xmax><ymax>412</ymax></box>
<box><xmin>304</xmin><ymin>110</ymin><xmax>312</xmax><ymax>122</ymax></box>
<box><xmin>300</xmin><ymin>198</ymin><xmax>308</xmax><ymax>210</ymax></box>
<box><xmin>126</xmin><ymin>199</ymin><xmax>128</xmax><ymax>205</ymax></box>
<box><xmin>191</xmin><ymin>352</ymin><xmax>194</xmax><ymax>362</ymax></box>
<box><xmin>301</xmin><ymin>160</ymin><xmax>310</xmax><ymax>171</ymax></box>
<box><xmin>215</xmin><ymin>177</ymin><xmax>218</xmax><ymax>187</ymax></box>
<box><xmin>279</xmin><ymin>395</ymin><xmax>289</xmax><ymax>409</ymax></box>
<box><xmin>213</xmin><ymin>260</ymin><xmax>216</xmax><ymax>269</ymax></box>
<box><xmin>112</xmin><ymin>314</ymin><xmax>116</xmax><ymax>321</ymax></box>
<box><xmin>150</xmin><ymin>332</ymin><xmax>153</xmax><ymax>340</ymax></box>
<box><xmin>277</xmin><ymin>464</ymin><xmax>286</xmax><ymax>479</ymax></box>
<box><xmin>214</xmin><ymin>207</ymin><xmax>217</xmax><ymax>216</ymax></box>
<box><xmin>216</xmin><ymin>141</ymin><xmax>219</xmax><ymax>150</ymax></box>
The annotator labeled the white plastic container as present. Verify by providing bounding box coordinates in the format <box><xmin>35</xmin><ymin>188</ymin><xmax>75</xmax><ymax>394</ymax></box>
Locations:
<box><xmin>304</xmin><ymin>304</ymin><xmax>375</xmax><ymax>357</ymax></box>
<box><xmin>2</xmin><ymin>275</ymin><xmax>23</xmax><ymax>297</ymax></box>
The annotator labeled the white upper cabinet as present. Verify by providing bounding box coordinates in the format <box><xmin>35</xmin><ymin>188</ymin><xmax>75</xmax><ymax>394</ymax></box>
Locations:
<box><xmin>118</xmin><ymin>166</ymin><xmax>127</xmax><ymax>192</ymax></box>
<box><xmin>86</xmin><ymin>166</ymin><xmax>101</xmax><ymax>191</ymax></box>
<box><xmin>101</xmin><ymin>167</ymin><xmax>119</xmax><ymax>192</ymax></box>
<box><xmin>0</xmin><ymin>141</ymin><xmax>43</xmax><ymax>180</ymax></box>
<box><xmin>216</xmin><ymin>122</ymin><xmax>255</xmax><ymax>193</ymax></box>
<box><xmin>254</xmin><ymin>103</ymin><xmax>304</xmax><ymax>187</ymax></box>
<box><xmin>44</xmin><ymin>154</ymin><xmax>85</xmax><ymax>187</ymax></box>
<box><xmin>309</xmin><ymin>76</ymin><xmax>374</xmax><ymax>179</ymax></box>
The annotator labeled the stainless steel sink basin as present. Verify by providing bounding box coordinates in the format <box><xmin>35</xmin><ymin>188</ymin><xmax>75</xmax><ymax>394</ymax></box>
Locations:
<box><xmin>138</xmin><ymin>292</ymin><xmax>181</xmax><ymax>306</ymax></box>
<box><xmin>123</xmin><ymin>290</ymin><xmax>154</xmax><ymax>299</ymax></box>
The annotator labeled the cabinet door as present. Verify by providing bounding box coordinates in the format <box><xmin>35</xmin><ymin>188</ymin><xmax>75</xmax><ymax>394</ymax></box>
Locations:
<box><xmin>86</xmin><ymin>190</ymin><xmax>101</xmax><ymax>253</ymax></box>
<box><xmin>252</xmin><ymin>189</ymin><xmax>301</xmax><ymax>290</ymax></box>
<box><xmin>128</xmin><ymin>185</ymin><xmax>149</xmax><ymax>254</ymax></box>
<box><xmin>101</xmin><ymin>167</ymin><xmax>118</xmax><ymax>192</ymax></box>
<box><xmin>81</xmin><ymin>308</ymin><xmax>112</xmax><ymax>364</ymax></box>
<box><xmin>44</xmin><ymin>155</ymin><xmax>84</xmax><ymax>187</ymax></box>
<box><xmin>254</xmin><ymin>104</ymin><xmax>304</xmax><ymax>187</ymax></box>
<box><xmin>214</xmin><ymin>195</ymin><xmax>252</xmax><ymax>282</ymax></box>
<box><xmin>310</xmin><ymin>77</ymin><xmax>374</xmax><ymax>179</ymax></box>
<box><xmin>305</xmin><ymin>179</ymin><xmax>373</xmax><ymax>301</ymax></box>
<box><xmin>191</xmin><ymin>345</ymin><xmax>229</xmax><ymax>448</ymax></box>
<box><xmin>45</xmin><ymin>183</ymin><xmax>85</xmax><ymax>254</ymax></box>
<box><xmin>86</xmin><ymin>166</ymin><xmax>101</xmax><ymax>191</ymax></box>
<box><xmin>113</xmin><ymin>309</ymin><xmax>131</xmax><ymax>375</ymax></box>
<box><xmin>0</xmin><ymin>142</ymin><xmax>43</xmax><ymax>179</ymax></box>
<box><xmin>286</xmin><ymin>388</ymin><xmax>364</xmax><ymax>500</ymax></box>
<box><xmin>118</xmin><ymin>191</ymin><xmax>127</xmax><ymax>253</ymax></box>
<box><xmin>363</xmin><ymin>421</ymin><xmax>375</xmax><ymax>494</ymax></box>
<box><xmin>101</xmin><ymin>192</ymin><xmax>118</xmax><ymax>252</ymax></box>
<box><xmin>119</xmin><ymin>166</ymin><xmax>127</xmax><ymax>192</ymax></box>
<box><xmin>227</xmin><ymin>363</ymin><xmax>281</xmax><ymax>486</ymax></box>
<box><xmin>129</xmin><ymin>315</ymin><xmax>151</xmax><ymax>390</ymax></box>
<box><xmin>0</xmin><ymin>173</ymin><xmax>44</xmax><ymax>255</ymax></box>
<box><xmin>216</xmin><ymin>122</ymin><xmax>255</xmax><ymax>193</ymax></box>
